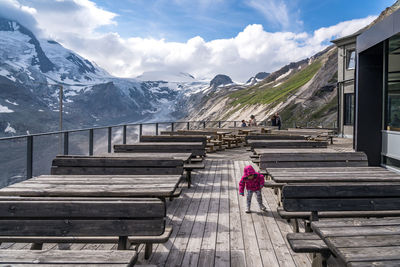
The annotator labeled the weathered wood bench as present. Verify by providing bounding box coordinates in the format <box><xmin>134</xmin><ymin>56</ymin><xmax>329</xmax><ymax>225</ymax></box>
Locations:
<box><xmin>245</xmin><ymin>135</ymin><xmax>306</xmax><ymax>142</ymax></box>
<box><xmin>52</xmin><ymin>156</ymin><xmax>184</xmax><ymax>175</ymax></box>
<box><xmin>140</xmin><ymin>135</ymin><xmax>207</xmax><ymax>146</ymax></box>
<box><xmin>53</xmin><ymin>154</ymin><xmax>202</xmax><ymax>189</ymax></box>
<box><xmin>282</xmin><ymin>183</ymin><xmax>400</xmax><ymax>266</ymax></box>
<box><xmin>248</xmin><ymin>140</ymin><xmax>328</xmax><ymax>150</ymax></box>
<box><xmin>114</xmin><ymin>142</ymin><xmax>206</xmax><ymax>157</ymax></box>
<box><xmin>260</xmin><ymin>152</ymin><xmax>368</xmax><ymax>170</ymax></box>
<box><xmin>0</xmin><ymin>197</ymin><xmax>169</xmax><ymax>265</ymax></box>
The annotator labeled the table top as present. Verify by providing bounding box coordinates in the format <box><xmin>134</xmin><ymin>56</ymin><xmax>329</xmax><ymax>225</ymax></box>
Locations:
<box><xmin>98</xmin><ymin>153</ymin><xmax>192</xmax><ymax>161</ymax></box>
<box><xmin>254</xmin><ymin>148</ymin><xmax>337</xmax><ymax>155</ymax></box>
<box><xmin>269</xmin><ymin>167</ymin><xmax>400</xmax><ymax>183</ymax></box>
<box><xmin>311</xmin><ymin>218</ymin><xmax>400</xmax><ymax>266</ymax></box>
<box><xmin>118</xmin><ymin>142</ymin><xmax>203</xmax><ymax>146</ymax></box>
<box><xmin>0</xmin><ymin>174</ymin><xmax>182</xmax><ymax>198</ymax></box>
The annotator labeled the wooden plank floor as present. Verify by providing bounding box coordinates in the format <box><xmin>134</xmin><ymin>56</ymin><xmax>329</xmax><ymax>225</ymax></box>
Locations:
<box><xmin>141</xmin><ymin>155</ymin><xmax>311</xmax><ymax>266</ymax></box>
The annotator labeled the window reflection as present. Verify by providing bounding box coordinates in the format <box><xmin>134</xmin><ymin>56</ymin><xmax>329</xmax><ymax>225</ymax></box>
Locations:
<box><xmin>386</xmin><ymin>34</ymin><xmax>400</xmax><ymax>131</ymax></box>
<box><xmin>347</xmin><ymin>50</ymin><xmax>356</xmax><ymax>70</ymax></box>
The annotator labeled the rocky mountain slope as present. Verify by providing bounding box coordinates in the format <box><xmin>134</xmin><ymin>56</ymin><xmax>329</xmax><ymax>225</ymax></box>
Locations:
<box><xmin>185</xmin><ymin>46</ymin><xmax>338</xmax><ymax>128</ymax></box>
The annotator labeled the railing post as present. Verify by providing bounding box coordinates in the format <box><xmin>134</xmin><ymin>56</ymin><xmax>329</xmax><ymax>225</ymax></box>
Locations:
<box><xmin>26</xmin><ymin>135</ymin><xmax>33</xmax><ymax>179</ymax></box>
<box><xmin>123</xmin><ymin>125</ymin><xmax>127</xmax><ymax>144</ymax></box>
<box><xmin>234</xmin><ymin>121</ymin><xmax>237</xmax><ymax>128</ymax></box>
<box><xmin>63</xmin><ymin>132</ymin><xmax>69</xmax><ymax>155</ymax></box>
<box><xmin>89</xmin><ymin>129</ymin><xmax>94</xmax><ymax>156</ymax></box>
<box><xmin>187</xmin><ymin>122</ymin><xmax>190</xmax><ymax>130</ymax></box>
<box><xmin>218</xmin><ymin>121</ymin><xmax>221</xmax><ymax>128</ymax></box>
<box><xmin>156</xmin><ymin>123</ymin><xmax>159</xmax><ymax>135</ymax></box>
<box><xmin>171</xmin><ymin>122</ymin><xmax>174</xmax><ymax>132</ymax></box>
<box><xmin>139</xmin><ymin>124</ymin><xmax>143</xmax><ymax>137</ymax></box>
<box><xmin>108</xmin><ymin>127</ymin><xmax>112</xmax><ymax>153</ymax></box>
<box><xmin>203</xmin><ymin>121</ymin><xmax>206</xmax><ymax>128</ymax></box>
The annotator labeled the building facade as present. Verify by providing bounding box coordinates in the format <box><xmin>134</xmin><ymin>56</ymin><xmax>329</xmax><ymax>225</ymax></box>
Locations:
<box><xmin>332</xmin><ymin>33</ymin><xmax>360</xmax><ymax>138</ymax></box>
<box><xmin>355</xmin><ymin>8</ymin><xmax>400</xmax><ymax>170</ymax></box>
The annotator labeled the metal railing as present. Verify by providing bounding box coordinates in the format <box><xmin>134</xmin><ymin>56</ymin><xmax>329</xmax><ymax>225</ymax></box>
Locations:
<box><xmin>0</xmin><ymin>120</ymin><xmax>241</xmax><ymax>186</ymax></box>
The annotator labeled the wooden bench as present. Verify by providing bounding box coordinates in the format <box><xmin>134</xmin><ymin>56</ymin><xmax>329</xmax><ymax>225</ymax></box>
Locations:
<box><xmin>245</xmin><ymin>135</ymin><xmax>306</xmax><ymax>142</ymax></box>
<box><xmin>114</xmin><ymin>142</ymin><xmax>206</xmax><ymax>157</ymax></box>
<box><xmin>0</xmin><ymin>197</ymin><xmax>169</xmax><ymax>265</ymax></box>
<box><xmin>260</xmin><ymin>152</ymin><xmax>368</xmax><ymax>170</ymax></box>
<box><xmin>140</xmin><ymin>135</ymin><xmax>207</xmax><ymax>146</ymax></box>
<box><xmin>282</xmin><ymin>183</ymin><xmax>400</xmax><ymax>265</ymax></box>
<box><xmin>51</xmin><ymin>156</ymin><xmax>189</xmax><ymax>188</ymax></box>
<box><xmin>248</xmin><ymin>140</ymin><xmax>328</xmax><ymax>150</ymax></box>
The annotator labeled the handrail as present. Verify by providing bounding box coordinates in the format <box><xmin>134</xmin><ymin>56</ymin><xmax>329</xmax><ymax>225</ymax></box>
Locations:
<box><xmin>0</xmin><ymin>120</ymin><xmax>242</xmax><ymax>182</ymax></box>
<box><xmin>0</xmin><ymin>120</ymin><xmax>239</xmax><ymax>141</ymax></box>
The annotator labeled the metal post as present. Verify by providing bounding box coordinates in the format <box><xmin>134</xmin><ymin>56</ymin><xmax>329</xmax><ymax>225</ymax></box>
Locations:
<box><xmin>58</xmin><ymin>85</ymin><xmax>63</xmax><ymax>154</ymax></box>
<box><xmin>63</xmin><ymin>132</ymin><xmax>69</xmax><ymax>155</ymax></box>
<box><xmin>89</xmin><ymin>129</ymin><xmax>94</xmax><ymax>156</ymax></box>
<box><xmin>171</xmin><ymin>122</ymin><xmax>174</xmax><ymax>132</ymax></box>
<box><xmin>156</xmin><ymin>123</ymin><xmax>159</xmax><ymax>135</ymax></box>
<box><xmin>108</xmin><ymin>127</ymin><xmax>112</xmax><ymax>153</ymax></box>
<box><xmin>139</xmin><ymin>124</ymin><xmax>143</xmax><ymax>137</ymax></box>
<box><xmin>123</xmin><ymin>125</ymin><xmax>127</xmax><ymax>144</ymax></box>
<box><xmin>203</xmin><ymin>121</ymin><xmax>206</xmax><ymax>128</ymax></box>
<box><xmin>234</xmin><ymin>121</ymin><xmax>237</xmax><ymax>128</ymax></box>
<box><xmin>27</xmin><ymin>135</ymin><xmax>33</xmax><ymax>179</ymax></box>
<box><xmin>187</xmin><ymin>122</ymin><xmax>190</xmax><ymax>130</ymax></box>
<box><xmin>218</xmin><ymin>121</ymin><xmax>221</xmax><ymax>128</ymax></box>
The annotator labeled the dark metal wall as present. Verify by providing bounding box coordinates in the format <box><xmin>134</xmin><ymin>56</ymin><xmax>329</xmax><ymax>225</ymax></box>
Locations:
<box><xmin>355</xmin><ymin>43</ymin><xmax>384</xmax><ymax>166</ymax></box>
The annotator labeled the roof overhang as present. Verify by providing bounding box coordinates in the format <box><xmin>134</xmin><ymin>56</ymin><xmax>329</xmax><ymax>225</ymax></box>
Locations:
<box><xmin>357</xmin><ymin>8</ymin><xmax>400</xmax><ymax>53</ymax></box>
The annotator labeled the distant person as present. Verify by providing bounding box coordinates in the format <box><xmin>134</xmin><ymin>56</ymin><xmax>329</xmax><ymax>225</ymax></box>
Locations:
<box><xmin>271</xmin><ymin>114</ymin><xmax>277</xmax><ymax>126</ymax></box>
<box><xmin>239</xmin><ymin>165</ymin><xmax>267</xmax><ymax>213</ymax></box>
<box><xmin>241</xmin><ymin>120</ymin><xmax>247</xmax><ymax>127</ymax></box>
<box><xmin>249</xmin><ymin>115</ymin><xmax>257</xmax><ymax>126</ymax></box>
<box><xmin>275</xmin><ymin>113</ymin><xmax>282</xmax><ymax>130</ymax></box>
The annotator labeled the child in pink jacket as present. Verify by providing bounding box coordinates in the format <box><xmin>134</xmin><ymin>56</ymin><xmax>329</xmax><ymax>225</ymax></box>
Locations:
<box><xmin>239</xmin><ymin>165</ymin><xmax>267</xmax><ymax>213</ymax></box>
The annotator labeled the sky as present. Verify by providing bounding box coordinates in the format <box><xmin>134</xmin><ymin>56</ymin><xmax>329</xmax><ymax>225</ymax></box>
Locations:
<box><xmin>0</xmin><ymin>0</ymin><xmax>396</xmax><ymax>82</ymax></box>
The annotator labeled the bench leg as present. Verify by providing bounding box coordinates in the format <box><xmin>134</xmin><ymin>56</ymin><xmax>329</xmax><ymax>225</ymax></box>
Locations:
<box><xmin>187</xmin><ymin>171</ymin><xmax>191</xmax><ymax>188</ymax></box>
<box><xmin>118</xmin><ymin>236</ymin><xmax>128</xmax><ymax>250</ymax></box>
<box><xmin>144</xmin><ymin>243</ymin><xmax>153</xmax><ymax>259</ymax></box>
<box><xmin>290</xmin><ymin>219</ymin><xmax>300</xmax><ymax>233</ymax></box>
<box><xmin>31</xmin><ymin>243</ymin><xmax>43</xmax><ymax>250</ymax></box>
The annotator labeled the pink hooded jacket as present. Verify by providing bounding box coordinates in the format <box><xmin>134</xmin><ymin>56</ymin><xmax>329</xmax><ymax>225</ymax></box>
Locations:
<box><xmin>239</xmin><ymin>165</ymin><xmax>265</xmax><ymax>195</ymax></box>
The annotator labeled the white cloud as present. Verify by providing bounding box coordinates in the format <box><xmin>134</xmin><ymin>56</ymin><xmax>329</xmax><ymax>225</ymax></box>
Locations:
<box><xmin>0</xmin><ymin>0</ymin><xmax>377</xmax><ymax>82</ymax></box>
<box><xmin>247</xmin><ymin>0</ymin><xmax>291</xmax><ymax>30</ymax></box>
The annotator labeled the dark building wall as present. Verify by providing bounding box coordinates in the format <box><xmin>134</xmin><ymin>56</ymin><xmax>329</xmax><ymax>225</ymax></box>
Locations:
<box><xmin>355</xmin><ymin>43</ymin><xmax>384</xmax><ymax>165</ymax></box>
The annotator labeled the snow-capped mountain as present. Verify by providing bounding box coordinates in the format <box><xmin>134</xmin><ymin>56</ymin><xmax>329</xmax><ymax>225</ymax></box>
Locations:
<box><xmin>0</xmin><ymin>17</ymin><xmax>209</xmax><ymax>136</ymax></box>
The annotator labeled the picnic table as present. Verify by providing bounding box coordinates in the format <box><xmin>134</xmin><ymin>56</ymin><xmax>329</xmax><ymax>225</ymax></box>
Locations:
<box><xmin>311</xmin><ymin>218</ymin><xmax>400</xmax><ymax>266</ymax></box>
<box><xmin>268</xmin><ymin>165</ymin><xmax>399</xmax><ymax>183</ymax></box>
<box><xmin>254</xmin><ymin>148</ymin><xmax>337</xmax><ymax>155</ymax></box>
<box><xmin>0</xmin><ymin>174</ymin><xmax>182</xmax><ymax>199</ymax></box>
<box><xmin>248</xmin><ymin>139</ymin><xmax>328</xmax><ymax>149</ymax></box>
<box><xmin>216</xmin><ymin>131</ymin><xmax>232</xmax><ymax>141</ymax></box>
<box><xmin>114</xmin><ymin>142</ymin><xmax>205</xmax><ymax>157</ymax></box>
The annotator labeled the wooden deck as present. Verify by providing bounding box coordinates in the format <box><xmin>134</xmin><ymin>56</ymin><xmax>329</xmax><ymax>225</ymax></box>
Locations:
<box><xmin>142</xmin><ymin>148</ymin><xmax>311</xmax><ymax>266</ymax></box>
<box><xmin>0</xmin><ymin>139</ymin><xmax>354</xmax><ymax>266</ymax></box>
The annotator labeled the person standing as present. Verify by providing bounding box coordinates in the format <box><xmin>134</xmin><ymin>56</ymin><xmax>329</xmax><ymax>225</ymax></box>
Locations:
<box><xmin>271</xmin><ymin>114</ymin><xmax>277</xmax><ymax>126</ymax></box>
<box><xmin>275</xmin><ymin>113</ymin><xmax>282</xmax><ymax>130</ymax></box>
<box><xmin>249</xmin><ymin>115</ymin><xmax>257</xmax><ymax>126</ymax></box>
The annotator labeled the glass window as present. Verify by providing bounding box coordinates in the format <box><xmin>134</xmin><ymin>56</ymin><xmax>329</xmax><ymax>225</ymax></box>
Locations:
<box><xmin>344</xmin><ymin>93</ymin><xmax>354</xmax><ymax>125</ymax></box>
<box><xmin>347</xmin><ymin>50</ymin><xmax>356</xmax><ymax>70</ymax></box>
<box><xmin>386</xmin><ymin>34</ymin><xmax>400</xmax><ymax>131</ymax></box>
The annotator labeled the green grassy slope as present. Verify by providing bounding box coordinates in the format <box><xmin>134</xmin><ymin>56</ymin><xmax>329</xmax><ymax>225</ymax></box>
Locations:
<box><xmin>228</xmin><ymin>59</ymin><xmax>322</xmax><ymax>108</ymax></box>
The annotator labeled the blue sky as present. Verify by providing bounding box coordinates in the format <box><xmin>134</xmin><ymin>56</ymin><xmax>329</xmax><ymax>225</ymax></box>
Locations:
<box><xmin>92</xmin><ymin>0</ymin><xmax>394</xmax><ymax>41</ymax></box>
<box><xmin>1</xmin><ymin>0</ymin><xmax>396</xmax><ymax>81</ymax></box>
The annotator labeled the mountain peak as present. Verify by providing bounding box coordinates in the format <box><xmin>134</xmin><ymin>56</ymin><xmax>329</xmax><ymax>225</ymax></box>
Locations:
<box><xmin>210</xmin><ymin>74</ymin><xmax>233</xmax><ymax>87</ymax></box>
